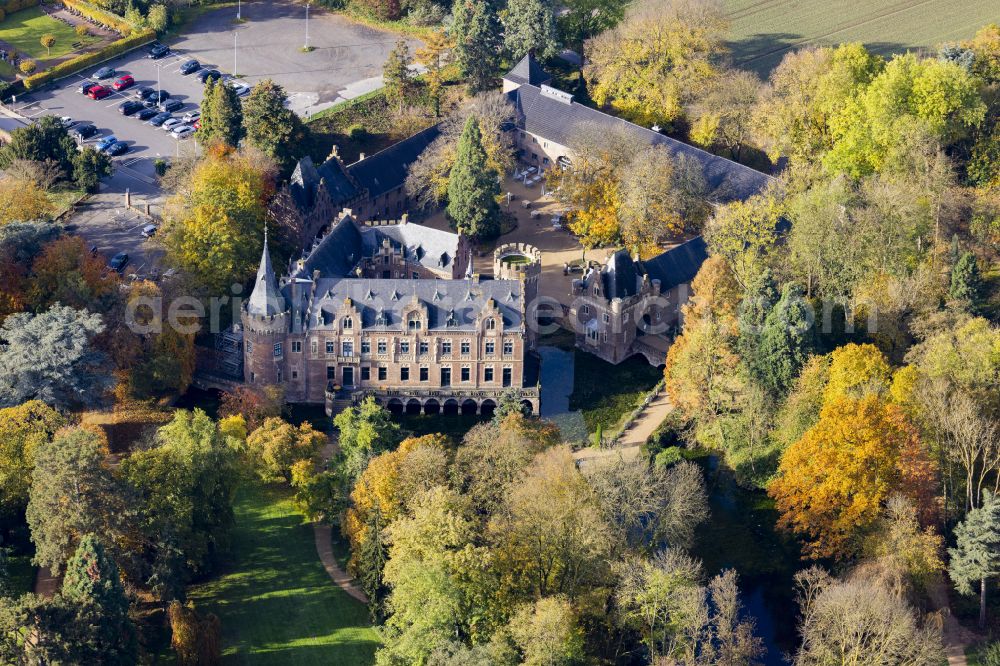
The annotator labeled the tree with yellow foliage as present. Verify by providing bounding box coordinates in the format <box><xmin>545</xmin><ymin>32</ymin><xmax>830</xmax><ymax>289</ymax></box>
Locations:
<box><xmin>0</xmin><ymin>400</ymin><xmax>65</xmax><ymax>516</ymax></box>
<box><xmin>0</xmin><ymin>177</ymin><xmax>53</xmax><ymax>226</ymax></box>
<box><xmin>769</xmin><ymin>394</ymin><xmax>938</xmax><ymax>559</ymax></box>
<box><xmin>823</xmin><ymin>342</ymin><xmax>892</xmax><ymax>405</ymax></box>
<box><xmin>584</xmin><ymin>0</ymin><xmax>726</xmax><ymax>127</ymax></box>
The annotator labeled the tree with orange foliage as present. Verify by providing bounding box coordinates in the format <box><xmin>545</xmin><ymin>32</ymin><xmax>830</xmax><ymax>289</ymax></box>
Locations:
<box><xmin>218</xmin><ymin>385</ymin><xmax>284</xmax><ymax>432</ymax></box>
<box><xmin>28</xmin><ymin>235</ymin><xmax>118</xmax><ymax>312</ymax></box>
<box><xmin>769</xmin><ymin>394</ymin><xmax>938</xmax><ymax>559</ymax></box>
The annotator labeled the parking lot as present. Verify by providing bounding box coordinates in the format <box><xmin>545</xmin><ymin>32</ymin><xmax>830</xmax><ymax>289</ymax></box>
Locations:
<box><xmin>19</xmin><ymin>46</ymin><xmax>210</xmax><ymax>164</ymax></box>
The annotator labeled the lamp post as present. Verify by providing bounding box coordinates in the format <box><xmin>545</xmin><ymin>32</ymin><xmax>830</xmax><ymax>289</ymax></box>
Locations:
<box><xmin>304</xmin><ymin>2</ymin><xmax>310</xmax><ymax>51</ymax></box>
<box><xmin>233</xmin><ymin>32</ymin><xmax>238</xmax><ymax>76</ymax></box>
<box><xmin>237</xmin><ymin>0</ymin><xmax>241</xmax><ymax>21</ymax></box>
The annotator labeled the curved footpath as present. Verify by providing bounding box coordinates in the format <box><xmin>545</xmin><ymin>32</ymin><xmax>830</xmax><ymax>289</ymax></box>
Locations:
<box><xmin>314</xmin><ymin>436</ymin><xmax>368</xmax><ymax>604</ymax></box>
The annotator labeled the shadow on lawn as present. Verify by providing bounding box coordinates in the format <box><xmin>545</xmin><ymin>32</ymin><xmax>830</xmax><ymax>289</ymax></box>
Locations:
<box><xmin>190</xmin><ymin>484</ymin><xmax>380</xmax><ymax>665</ymax></box>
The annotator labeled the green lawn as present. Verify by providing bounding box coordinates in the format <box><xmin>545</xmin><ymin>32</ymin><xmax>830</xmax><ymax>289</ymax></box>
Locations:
<box><xmin>189</xmin><ymin>483</ymin><xmax>380</xmax><ymax>665</ymax></box>
<box><xmin>724</xmin><ymin>0</ymin><xmax>997</xmax><ymax>75</ymax></box>
<box><xmin>568</xmin><ymin>349</ymin><xmax>662</xmax><ymax>434</ymax></box>
<box><xmin>0</xmin><ymin>7</ymin><xmax>100</xmax><ymax>62</ymax></box>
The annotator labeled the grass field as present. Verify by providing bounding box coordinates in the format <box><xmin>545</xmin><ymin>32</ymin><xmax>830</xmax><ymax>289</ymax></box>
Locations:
<box><xmin>189</xmin><ymin>483</ymin><xmax>380</xmax><ymax>665</ymax></box>
<box><xmin>0</xmin><ymin>7</ymin><xmax>100</xmax><ymax>62</ymax></box>
<box><xmin>724</xmin><ymin>0</ymin><xmax>997</xmax><ymax>75</ymax></box>
<box><xmin>569</xmin><ymin>350</ymin><xmax>663</xmax><ymax>434</ymax></box>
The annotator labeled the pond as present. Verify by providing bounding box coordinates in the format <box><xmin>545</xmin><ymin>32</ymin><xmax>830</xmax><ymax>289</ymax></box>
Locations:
<box><xmin>690</xmin><ymin>452</ymin><xmax>802</xmax><ymax>663</ymax></box>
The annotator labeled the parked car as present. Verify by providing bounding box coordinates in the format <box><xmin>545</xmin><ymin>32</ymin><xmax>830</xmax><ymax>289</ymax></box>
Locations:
<box><xmin>112</xmin><ymin>75</ymin><xmax>134</xmax><ymax>90</ymax></box>
<box><xmin>71</xmin><ymin>123</ymin><xmax>98</xmax><ymax>140</ymax></box>
<box><xmin>179</xmin><ymin>59</ymin><xmax>200</xmax><ymax>75</ymax></box>
<box><xmin>79</xmin><ymin>81</ymin><xmax>99</xmax><ymax>95</ymax></box>
<box><xmin>94</xmin><ymin>66</ymin><xmax>115</xmax><ymax>79</ymax></box>
<box><xmin>95</xmin><ymin>135</ymin><xmax>118</xmax><ymax>151</ymax></box>
<box><xmin>227</xmin><ymin>81</ymin><xmax>251</xmax><ymax>97</ymax></box>
<box><xmin>147</xmin><ymin>112</ymin><xmax>172</xmax><ymax>127</ymax></box>
<box><xmin>193</xmin><ymin>119</ymin><xmax>201</xmax><ymax>130</ymax></box>
<box><xmin>59</xmin><ymin>116</ymin><xmax>75</xmax><ymax>127</ymax></box>
<box><xmin>148</xmin><ymin>42</ymin><xmax>170</xmax><ymax>59</ymax></box>
<box><xmin>162</xmin><ymin>117</ymin><xmax>184</xmax><ymax>132</ymax></box>
<box><xmin>135</xmin><ymin>86</ymin><xmax>155</xmax><ymax>100</ymax></box>
<box><xmin>182</xmin><ymin>110</ymin><xmax>201</xmax><ymax>124</ymax></box>
<box><xmin>88</xmin><ymin>85</ymin><xmax>111</xmax><ymax>100</ymax></box>
<box><xmin>171</xmin><ymin>125</ymin><xmax>196</xmax><ymax>140</ymax></box>
<box><xmin>108</xmin><ymin>252</ymin><xmax>129</xmax><ymax>273</ymax></box>
<box><xmin>141</xmin><ymin>224</ymin><xmax>157</xmax><ymax>238</ymax></box>
<box><xmin>196</xmin><ymin>69</ymin><xmax>221</xmax><ymax>84</ymax></box>
<box><xmin>160</xmin><ymin>99</ymin><xmax>183</xmax><ymax>113</ymax></box>
<box><xmin>136</xmin><ymin>107</ymin><xmax>159</xmax><ymax>121</ymax></box>
<box><xmin>104</xmin><ymin>141</ymin><xmax>129</xmax><ymax>156</ymax></box>
<box><xmin>118</xmin><ymin>100</ymin><xmax>144</xmax><ymax>116</ymax></box>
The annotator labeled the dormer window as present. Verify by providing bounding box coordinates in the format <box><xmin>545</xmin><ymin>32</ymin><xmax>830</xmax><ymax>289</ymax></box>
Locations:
<box><xmin>485</xmin><ymin>317</ymin><xmax>496</xmax><ymax>330</ymax></box>
<box><xmin>343</xmin><ymin>317</ymin><xmax>353</xmax><ymax>330</ymax></box>
<box><xmin>408</xmin><ymin>316</ymin><xmax>421</xmax><ymax>330</ymax></box>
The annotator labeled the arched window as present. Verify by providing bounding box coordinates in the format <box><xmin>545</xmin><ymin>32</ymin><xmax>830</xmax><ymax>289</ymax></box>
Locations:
<box><xmin>485</xmin><ymin>317</ymin><xmax>496</xmax><ymax>330</ymax></box>
<box><xmin>342</xmin><ymin>317</ymin><xmax>353</xmax><ymax>330</ymax></box>
<box><xmin>408</xmin><ymin>316</ymin><xmax>421</xmax><ymax>330</ymax></box>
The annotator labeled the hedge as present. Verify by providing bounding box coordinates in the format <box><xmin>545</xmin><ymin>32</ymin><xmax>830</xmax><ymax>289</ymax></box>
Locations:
<box><xmin>1</xmin><ymin>0</ymin><xmax>40</xmax><ymax>14</ymax></box>
<box><xmin>23</xmin><ymin>27</ymin><xmax>156</xmax><ymax>89</ymax></box>
<box><xmin>59</xmin><ymin>0</ymin><xmax>135</xmax><ymax>35</ymax></box>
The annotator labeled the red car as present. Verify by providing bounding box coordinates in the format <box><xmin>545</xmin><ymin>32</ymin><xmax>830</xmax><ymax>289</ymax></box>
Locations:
<box><xmin>193</xmin><ymin>119</ymin><xmax>200</xmax><ymax>130</ymax></box>
<box><xmin>112</xmin><ymin>75</ymin><xmax>134</xmax><ymax>91</ymax></box>
<box><xmin>88</xmin><ymin>85</ymin><xmax>111</xmax><ymax>100</ymax></box>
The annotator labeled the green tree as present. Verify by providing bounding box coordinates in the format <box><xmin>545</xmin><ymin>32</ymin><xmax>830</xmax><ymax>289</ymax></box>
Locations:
<box><xmin>122</xmin><ymin>409</ymin><xmax>239</xmax><ymax>592</ymax></box>
<box><xmin>383</xmin><ymin>39</ymin><xmax>416</xmax><ymax>114</ymax></box>
<box><xmin>357</xmin><ymin>502</ymin><xmax>389</xmax><ymax>622</ymax></box>
<box><xmin>0</xmin><ymin>305</ymin><xmax>111</xmax><ymax>410</ymax></box>
<box><xmin>63</xmin><ymin>534</ymin><xmax>137</xmax><ymax>664</ymax></box>
<box><xmin>147</xmin><ymin>3</ymin><xmax>168</xmax><ymax>32</ymax></box>
<box><xmin>242</xmin><ymin>79</ymin><xmax>309</xmax><ymax>171</ymax></box>
<box><xmin>73</xmin><ymin>146</ymin><xmax>114</xmax><ymax>193</ymax></box>
<box><xmin>0</xmin><ymin>594</ymin><xmax>128</xmax><ymax>665</ymax></box>
<box><xmin>949</xmin><ymin>252</ymin><xmax>985</xmax><ymax>314</ymax></box>
<box><xmin>749</xmin><ymin>283</ymin><xmax>814</xmax><ymax>395</ymax></box>
<box><xmin>198</xmin><ymin>78</ymin><xmax>243</xmax><ymax>147</ymax></box>
<box><xmin>446</xmin><ymin>116</ymin><xmax>501</xmax><ymax>239</ymax></box>
<box><xmin>503</xmin><ymin>0</ymin><xmax>558</xmax><ymax>61</ymax></box>
<box><xmin>451</xmin><ymin>0</ymin><xmax>502</xmax><ymax>93</ymax></box>
<box><xmin>333</xmin><ymin>396</ymin><xmax>402</xmax><ymax>481</ymax></box>
<box><xmin>0</xmin><ymin>115</ymin><xmax>78</xmax><ymax>179</ymax></box>
<box><xmin>705</xmin><ymin>192</ymin><xmax>782</xmax><ymax>289</ymax></box>
<box><xmin>950</xmin><ymin>491</ymin><xmax>1000</xmax><ymax>629</ymax></box>
<box><xmin>27</xmin><ymin>428</ymin><xmax>121</xmax><ymax>575</ymax></box>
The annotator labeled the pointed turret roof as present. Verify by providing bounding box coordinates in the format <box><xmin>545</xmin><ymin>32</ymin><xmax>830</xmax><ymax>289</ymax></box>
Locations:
<box><xmin>504</xmin><ymin>52</ymin><xmax>552</xmax><ymax>87</ymax></box>
<box><xmin>247</xmin><ymin>230</ymin><xmax>286</xmax><ymax>316</ymax></box>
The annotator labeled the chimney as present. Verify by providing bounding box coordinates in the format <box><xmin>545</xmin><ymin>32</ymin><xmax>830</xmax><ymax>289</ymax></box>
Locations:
<box><xmin>400</xmin><ymin>213</ymin><xmax>408</xmax><ymax>225</ymax></box>
<box><xmin>358</xmin><ymin>152</ymin><xmax>366</xmax><ymax>161</ymax></box>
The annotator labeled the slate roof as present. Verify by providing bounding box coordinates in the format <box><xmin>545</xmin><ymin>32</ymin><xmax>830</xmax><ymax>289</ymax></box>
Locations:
<box><xmin>300</xmin><ymin>278</ymin><xmax>523</xmax><ymax>331</ymax></box>
<box><xmin>361</xmin><ymin>224</ymin><xmax>460</xmax><ymax>273</ymax></box>
<box><xmin>290</xmin><ymin>155</ymin><xmax>360</xmax><ymax>211</ymax></box>
<box><xmin>602</xmin><ymin>249</ymin><xmax>640</xmax><ymax>299</ymax></box>
<box><xmin>507</xmin><ymin>84</ymin><xmax>773</xmax><ymax>201</ymax></box>
<box><xmin>293</xmin><ymin>214</ymin><xmax>364</xmax><ymax>279</ymax></box>
<box><xmin>247</xmin><ymin>236</ymin><xmax>286</xmax><ymax>316</ymax></box>
<box><xmin>347</xmin><ymin>124</ymin><xmax>442</xmax><ymax>199</ymax></box>
<box><xmin>505</xmin><ymin>53</ymin><xmax>553</xmax><ymax>87</ymax></box>
<box><xmin>642</xmin><ymin>236</ymin><xmax>709</xmax><ymax>292</ymax></box>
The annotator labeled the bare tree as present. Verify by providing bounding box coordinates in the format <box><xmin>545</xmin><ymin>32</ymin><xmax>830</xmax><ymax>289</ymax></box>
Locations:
<box><xmin>793</xmin><ymin>565</ymin><xmax>945</xmax><ymax>666</ymax></box>
<box><xmin>707</xmin><ymin>570</ymin><xmax>765</xmax><ymax>666</ymax></box>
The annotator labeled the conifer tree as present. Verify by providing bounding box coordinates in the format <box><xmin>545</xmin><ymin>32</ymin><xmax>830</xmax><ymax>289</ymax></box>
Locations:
<box><xmin>751</xmin><ymin>283</ymin><xmax>814</xmax><ymax>395</ymax></box>
<box><xmin>62</xmin><ymin>534</ymin><xmax>137</xmax><ymax>664</ymax></box>
<box><xmin>950</xmin><ymin>251</ymin><xmax>985</xmax><ymax>314</ymax></box>
<box><xmin>242</xmin><ymin>79</ymin><xmax>309</xmax><ymax>171</ymax></box>
<box><xmin>451</xmin><ymin>0</ymin><xmax>502</xmax><ymax>93</ymax></box>
<box><xmin>383</xmin><ymin>39</ymin><xmax>415</xmax><ymax>114</ymax></box>
<box><xmin>503</xmin><ymin>0</ymin><xmax>558</xmax><ymax>61</ymax></box>
<box><xmin>357</xmin><ymin>503</ymin><xmax>389</xmax><ymax>623</ymax></box>
<box><xmin>446</xmin><ymin>116</ymin><xmax>501</xmax><ymax>239</ymax></box>
<box><xmin>950</xmin><ymin>491</ymin><xmax>1000</xmax><ymax>629</ymax></box>
<box><xmin>197</xmin><ymin>78</ymin><xmax>243</xmax><ymax>148</ymax></box>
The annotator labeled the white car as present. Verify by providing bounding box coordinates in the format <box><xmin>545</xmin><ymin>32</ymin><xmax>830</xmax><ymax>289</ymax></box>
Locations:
<box><xmin>182</xmin><ymin>110</ymin><xmax>200</xmax><ymax>124</ymax></box>
<box><xmin>161</xmin><ymin>117</ymin><xmax>184</xmax><ymax>132</ymax></box>
<box><xmin>227</xmin><ymin>81</ymin><xmax>251</xmax><ymax>97</ymax></box>
<box><xmin>171</xmin><ymin>125</ymin><xmax>196</xmax><ymax>139</ymax></box>
<box><xmin>60</xmin><ymin>116</ymin><xmax>75</xmax><ymax>128</ymax></box>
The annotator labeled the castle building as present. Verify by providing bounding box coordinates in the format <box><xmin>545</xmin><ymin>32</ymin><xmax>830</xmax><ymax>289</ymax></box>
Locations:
<box><xmin>242</xmin><ymin>213</ymin><xmax>541</xmax><ymax>417</ymax></box>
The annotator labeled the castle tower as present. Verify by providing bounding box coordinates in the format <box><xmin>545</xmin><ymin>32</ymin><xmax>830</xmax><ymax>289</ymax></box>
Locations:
<box><xmin>493</xmin><ymin>243</ymin><xmax>542</xmax><ymax>349</ymax></box>
<box><xmin>242</xmin><ymin>232</ymin><xmax>290</xmax><ymax>386</ymax></box>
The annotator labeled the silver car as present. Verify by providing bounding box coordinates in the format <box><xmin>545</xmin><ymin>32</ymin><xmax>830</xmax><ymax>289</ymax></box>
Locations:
<box><xmin>161</xmin><ymin>117</ymin><xmax>185</xmax><ymax>132</ymax></box>
<box><xmin>171</xmin><ymin>125</ymin><xmax>196</xmax><ymax>140</ymax></box>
